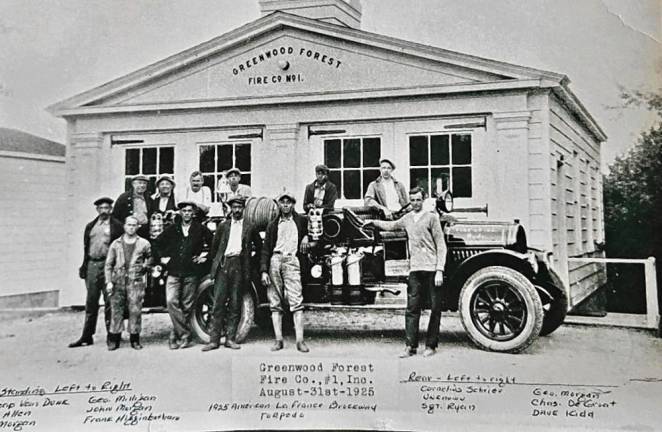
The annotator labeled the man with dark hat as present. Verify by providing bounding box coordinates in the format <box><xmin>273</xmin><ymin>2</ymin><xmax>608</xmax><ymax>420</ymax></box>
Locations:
<box><xmin>69</xmin><ymin>197</ymin><xmax>123</xmax><ymax>348</ymax></box>
<box><xmin>155</xmin><ymin>201</ymin><xmax>213</xmax><ymax>349</ymax></box>
<box><xmin>303</xmin><ymin>164</ymin><xmax>338</xmax><ymax>211</ymax></box>
<box><xmin>151</xmin><ymin>175</ymin><xmax>177</xmax><ymax>214</ymax></box>
<box><xmin>112</xmin><ymin>174</ymin><xmax>154</xmax><ymax>237</ymax></box>
<box><xmin>260</xmin><ymin>191</ymin><xmax>311</xmax><ymax>353</ymax></box>
<box><xmin>202</xmin><ymin>195</ymin><xmax>262</xmax><ymax>352</ymax></box>
<box><xmin>364</xmin><ymin>158</ymin><xmax>409</xmax><ymax>219</ymax></box>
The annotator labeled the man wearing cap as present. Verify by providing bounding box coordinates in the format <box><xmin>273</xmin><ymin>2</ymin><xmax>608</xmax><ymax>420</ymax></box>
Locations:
<box><xmin>202</xmin><ymin>196</ymin><xmax>262</xmax><ymax>351</ymax></box>
<box><xmin>364</xmin><ymin>159</ymin><xmax>409</xmax><ymax>219</ymax></box>
<box><xmin>303</xmin><ymin>164</ymin><xmax>338</xmax><ymax>212</ymax></box>
<box><xmin>150</xmin><ymin>175</ymin><xmax>177</xmax><ymax>214</ymax></box>
<box><xmin>155</xmin><ymin>201</ymin><xmax>213</xmax><ymax>349</ymax></box>
<box><xmin>112</xmin><ymin>175</ymin><xmax>154</xmax><ymax>237</ymax></box>
<box><xmin>69</xmin><ymin>197</ymin><xmax>123</xmax><ymax>348</ymax></box>
<box><xmin>225</xmin><ymin>168</ymin><xmax>252</xmax><ymax>201</ymax></box>
<box><xmin>260</xmin><ymin>191</ymin><xmax>311</xmax><ymax>353</ymax></box>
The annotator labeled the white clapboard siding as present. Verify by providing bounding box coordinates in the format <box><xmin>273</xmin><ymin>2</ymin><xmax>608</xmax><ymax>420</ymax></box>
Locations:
<box><xmin>0</xmin><ymin>153</ymin><xmax>65</xmax><ymax>301</ymax></box>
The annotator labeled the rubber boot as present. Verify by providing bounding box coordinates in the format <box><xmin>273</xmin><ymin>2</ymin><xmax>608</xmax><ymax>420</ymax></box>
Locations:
<box><xmin>107</xmin><ymin>333</ymin><xmax>120</xmax><ymax>351</ymax></box>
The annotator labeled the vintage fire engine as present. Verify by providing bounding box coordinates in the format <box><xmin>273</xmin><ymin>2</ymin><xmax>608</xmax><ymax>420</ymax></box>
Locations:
<box><xmin>147</xmin><ymin>193</ymin><xmax>568</xmax><ymax>354</ymax></box>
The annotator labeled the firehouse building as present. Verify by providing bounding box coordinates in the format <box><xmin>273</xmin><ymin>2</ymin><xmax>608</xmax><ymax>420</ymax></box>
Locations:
<box><xmin>50</xmin><ymin>0</ymin><xmax>606</xmax><ymax>307</ymax></box>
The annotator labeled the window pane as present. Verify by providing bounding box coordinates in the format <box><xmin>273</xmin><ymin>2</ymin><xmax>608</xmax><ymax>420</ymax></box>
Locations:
<box><xmin>362</xmin><ymin>137</ymin><xmax>381</xmax><ymax>167</ymax></box>
<box><xmin>147</xmin><ymin>176</ymin><xmax>157</xmax><ymax>196</ymax></box>
<box><xmin>410</xmin><ymin>168</ymin><xmax>429</xmax><ymax>196</ymax></box>
<box><xmin>343</xmin><ymin>170</ymin><xmax>361</xmax><ymax>199</ymax></box>
<box><xmin>430</xmin><ymin>135</ymin><xmax>449</xmax><ymax>165</ymax></box>
<box><xmin>124</xmin><ymin>178</ymin><xmax>132</xmax><ymax>192</ymax></box>
<box><xmin>203</xmin><ymin>175</ymin><xmax>215</xmax><ymax>199</ymax></box>
<box><xmin>217</xmin><ymin>145</ymin><xmax>233</xmax><ymax>171</ymax></box>
<box><xmin>431</xmin><ymin>167</ymin><xmax>450</xmax><ymax>197</ymax></box>
<box><xmin>243</xmin><ymin>173</ymin><xmax>251</xmax><ymax>187</ymax></box>
<box><xmin>452</xmin><ymin>167</ymin><xmax>472</xmax><ymax>197</ymax></box>
<box><xmin>199</xmin><ymin>145</ymin><xmax>215</xmax><ymax>173</ymax></box>
<box><xmin>452</xmin><ymin>134</ymin><xmax>472</xmax><ymax>164</ymax></box>
<box><xmin>409</xmin><ymin>135</ymin><xmax>428</xmax><ymax>166</ymax></box>
<box><xmin>328</xmin><ymin>170</ymin><xmax>341</xmax><ymax>196</ymax></box>
<box><xmin>125</xmin><ymin>148</ymin><xmax>140</xmax><ymax>175</ymax></box>
<box><xmin>363</xmin><ymin>169</ymin><xmax>380</xmax><ymax>196</ymax></box>
<box><xmin>235</xmin><ymin>144</ymin><xmax>251</xmax><ymax>172</ymax></box>
<box><xmin>142</xmin><ymin>148</ymin><xmax>157</xmax><ymax>175</ymax></box>
<box><xmin>324</xmin><ymin>139</ymin><xmax>341</xmax><ymax>169</ymax></box>
<box><xmin>159</xmin><ymin>147</ymin><xmax>174</xmax><ymax>174</ymax></box>
<box><xmin>343</xmin><ymin>138</ymin><xmax>360</xmax><ymax>168</ymax></box>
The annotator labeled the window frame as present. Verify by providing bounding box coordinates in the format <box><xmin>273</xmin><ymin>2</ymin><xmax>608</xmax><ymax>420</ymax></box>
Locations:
<box><xmin>407</xmin><ymin>131</ymin><xmax>473</xmax><ymax>198</ymax></box>
<box><xmin>123</xmin><ymin>144</ymin><xmax>175</xmax><ymax>194</ymax></box>
<box><xmin>323</xmin><ymin>135</ymin><xmax>382</xmax><ymax>200</ymax></box>
<box><xmin>197</xmin><ymin>141</ymin><xmax>252</xmax><ymax>203</ymax></box>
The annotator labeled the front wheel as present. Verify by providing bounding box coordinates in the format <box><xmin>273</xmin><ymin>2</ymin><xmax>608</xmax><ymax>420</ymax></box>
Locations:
<box><xmin>459</xmin><ymin>266</ymin><xmax>543</xmax><ymax>353</ymax></box>
<box><xmin>190</xmin><ymin>278</ymin><xmax>256</xmax><ymax>343</ymax></box>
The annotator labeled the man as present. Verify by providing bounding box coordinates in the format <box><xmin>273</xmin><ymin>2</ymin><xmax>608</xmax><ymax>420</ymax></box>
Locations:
<box><xmin>104</xmin><ymin>216</ymin><xmax>152</xmax><ymax>351</ymax></box>
<box><xmin>260</xmin><ymin>192</ymin><xmax>311</xmax><ymax>353</ymax></box>
<box><xmin>202</xmin><ymin>196</ymin><xmax>262</xmax><ymax>351</ymax></box>
<box><xmin>112</xmin><ymin>174</ymin><xmax>153</xmax><ymax>237</ymax></box>
<box><xmin>156</xmin><ymin>201</ymin><xmax>213</xmax><ymax>349</ymax></box>
<box><xmin>364</xmin><ymin>159</ymin><xmax>409</xmax><ymax>219</ymax></box>
<box><xmin>225</xmin><ymin>168</ymin><xmax>252</xmax><ymax>201</ymax></box>
<box><xmin>184</xmin><ymin>171</ymin><xmax>212</xmax><ymax>217</ymax></box>
<box><xmin>366</xmin><ymin>187</ymin><xmax>447</xmax><ymax>358</ymax></box>
<box><xmin>150</xmin><ymin>175</ymin><xmax>176</xmax><ymax>214</ymax></box>
<box><xmin>303</xmin><ymin>164</ymin><xmax>338</xmax><ymax>211</ymax></box>
<box><xmin>69</xmin><ymin>197</ymin><xmax>123</xmax><ymax>348</ymax></box>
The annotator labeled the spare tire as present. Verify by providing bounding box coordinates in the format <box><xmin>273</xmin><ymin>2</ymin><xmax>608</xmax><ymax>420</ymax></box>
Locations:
<box><xmin>244</xmin><ymin>197</ymin><xmax>279</xmax><ymax>232</ymax></box>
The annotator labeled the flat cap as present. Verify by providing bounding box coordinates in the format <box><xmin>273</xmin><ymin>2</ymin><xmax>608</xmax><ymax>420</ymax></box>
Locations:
<box><xmin>227</xmin><ymin>195</ymin><xmax>246</xmax><ymax>207</ymax></box>
<box><xmin>131</xmin><ymin>174</ymin><xmax>149</xmax><ymax>182</ymax></box>
<box><xmin>176</xmin><ymin>201</ymin><xmax>198</xmax><ymax>210</ymax></box>
<box><xmin>93</xmin><ymin>196</ymin><xmax>114</xmax><ymax>206</ymax></box>
<box><xmin>277</xmin><ymin>191</ymin><xmax>297</xmax><ymax>203</ymax></box>
<box><xmin>379</xmin><ymin>158</ymin><xmax>396</xmax><ymax>169</ymax></box>
<box><xmin>315</xmin><ymin>164</ymin><xmax>329</xmax><ymax>174</ymax></box>
<box><xmin>156</xmin><ymin>175</ymin><xmax>175</xmax><ymax>187</ymax></box>
<box><xmin>226</xmin><ymin>168</ymin><xmax>241</xmax><ymax>177</ymax></box>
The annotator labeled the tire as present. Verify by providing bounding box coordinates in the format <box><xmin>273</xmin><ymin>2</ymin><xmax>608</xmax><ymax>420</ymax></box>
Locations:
<box><xmin>254</xmin><ymin>306</ymin><xmax>272</xmax><ymax>331</ymax></box>
<box><xmin>459</xmin><ymin>266</ymin><xmax>543</xmax><ymax>353</ymax></box>
<box><xmin>190</xmin><ymin>278</ymin><xmax>256</xmax><ymax>344</ymax></box>
<box><xmin>538</xmin><ymin>269</ymin><xmax>569</xmax><ymax>336</ymax></box>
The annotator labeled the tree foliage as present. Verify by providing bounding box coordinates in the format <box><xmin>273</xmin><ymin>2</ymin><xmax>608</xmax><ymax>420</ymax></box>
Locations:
<box><xmin>603</xmin><ymin>90</ymin><xmax>662</xmax><ymax>312</ymax></box>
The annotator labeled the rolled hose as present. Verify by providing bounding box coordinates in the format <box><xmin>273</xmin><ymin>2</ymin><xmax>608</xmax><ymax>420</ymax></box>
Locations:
<box><xmin>244</xmin><ymin>196</ymin><xmax>279</xmax><ymax>231</ymax></box>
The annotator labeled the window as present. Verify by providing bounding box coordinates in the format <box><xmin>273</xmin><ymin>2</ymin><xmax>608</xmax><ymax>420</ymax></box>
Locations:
<box><xmin>324</xmin><ymin>137</ymin><xmax>381</xmax><ymax>199</ymax></box>
<box><xmin>199</xmin><ymin>142</ymin><xmax>251</xmax><ymax>202</ymax></box>
<box><xmin>409</xmin><ymin>133</ymin><xmax>472</xmax><ymax>198</ymax></box>
<box><xmin>124</xmin><ymin>146</ymin><xmax>174</xmax><ymax>194</ymax></box>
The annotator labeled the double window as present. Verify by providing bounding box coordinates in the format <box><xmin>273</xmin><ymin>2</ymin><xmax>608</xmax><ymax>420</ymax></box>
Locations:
<box><xmin>124</xmin><ymin>146</ymin><xmax>174</xmax><ymax>193</ymax></box>
<box><xmin>409</xmin><ymin>133</ymin><xmax>472</xmax><ymax>198</ymax></box>
<box><xmin>199</xmin><ymin>142</ymin><xmax>251</xmax><ymax>202</ymax></box>
<box><xmin>324</xmin><ymin>137</ymin><xmax>381</xmax><ymax>199</ymax></box>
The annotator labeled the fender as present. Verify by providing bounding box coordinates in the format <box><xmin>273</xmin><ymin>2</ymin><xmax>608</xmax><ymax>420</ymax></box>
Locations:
<box><xmin>444</xmin><ymin>249</ymin><xmax>536</xmax><ymax>309</ymax></box>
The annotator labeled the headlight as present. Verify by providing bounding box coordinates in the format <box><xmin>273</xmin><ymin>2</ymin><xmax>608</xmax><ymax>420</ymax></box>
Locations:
<box><xmin>310</xmin><ymin>264</ymin><xmax>323</xmax><ymax>279</ymax></box>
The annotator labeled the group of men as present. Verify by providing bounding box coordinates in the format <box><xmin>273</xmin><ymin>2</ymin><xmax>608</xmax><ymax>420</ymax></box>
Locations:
<box><xmin>69</xmin><ymin>158</ymin><xmax>447</xmax><ymax>358</ymax></box>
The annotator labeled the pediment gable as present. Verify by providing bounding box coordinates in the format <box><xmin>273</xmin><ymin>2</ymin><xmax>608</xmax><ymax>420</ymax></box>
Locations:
<box><xmin>50</xmin><ymin>12</ymin><xmax>566</xmax><ymax>113</ymax></box>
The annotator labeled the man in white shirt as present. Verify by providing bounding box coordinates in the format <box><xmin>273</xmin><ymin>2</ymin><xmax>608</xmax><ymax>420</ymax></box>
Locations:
<box><xmin>225</xmin><ymin>168</ymin><xmax>252</xmax><ymax>200</ymax></box>
<box><xmin>184</xmin><ymin>171</ymin><xmax>212</xmax><ymax>217</ymax></box>
<box><xmin>202</xmin><ymin>196</ymin><xmax>262</xmax><ymax>351</ymax></box>
<box><xmin>364</xmin><ymin>159</ymin><xmax>409</xmax><ymax>219</ymax></box>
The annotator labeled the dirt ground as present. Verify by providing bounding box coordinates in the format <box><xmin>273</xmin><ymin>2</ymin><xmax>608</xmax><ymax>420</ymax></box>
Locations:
<box><xmin>1</xmin><ymin>309</ymin><xmax>661</xmax><ymax>431</ymax></box>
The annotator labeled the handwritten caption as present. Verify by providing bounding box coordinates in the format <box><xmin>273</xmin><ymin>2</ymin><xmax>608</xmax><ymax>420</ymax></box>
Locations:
<box><xmin>0</xmin><ymin>381</ymin><xmax>180</xmax><ymax>430</ymax></box>
<box><xmin>402</xmin><ymin>371</ymin><xmax>619</xmax><ymax>421</ymax></box>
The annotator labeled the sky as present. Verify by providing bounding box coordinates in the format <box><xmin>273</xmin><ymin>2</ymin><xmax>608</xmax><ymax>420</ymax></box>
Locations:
<box><xmin>0</xmin><ymin>0</ymin><xmax>659</xmax><ymax>169</ymax></box>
